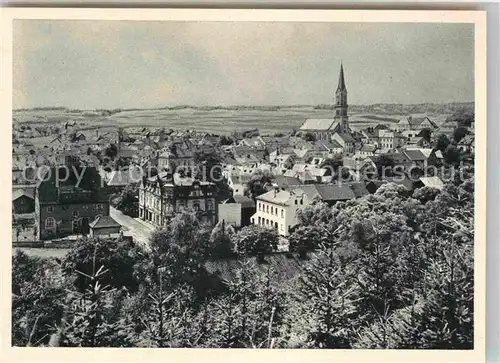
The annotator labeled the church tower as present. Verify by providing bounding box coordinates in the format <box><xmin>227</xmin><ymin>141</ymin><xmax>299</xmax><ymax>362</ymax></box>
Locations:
<box><xmin>334</xmin><ymin>62</ymin><xmax>349</xmax><ymax>133</ymax></box>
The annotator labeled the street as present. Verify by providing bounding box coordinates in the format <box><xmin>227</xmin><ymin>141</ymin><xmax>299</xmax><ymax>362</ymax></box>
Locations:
<box><xmin>110</xmin><ymin>207</ymin><xmax>155</xmax><ymax>248</ymax></box>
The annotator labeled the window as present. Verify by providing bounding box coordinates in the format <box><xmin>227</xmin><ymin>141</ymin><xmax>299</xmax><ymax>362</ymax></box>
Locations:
<box><xmin>258</xmin><ymin>203</ymin><xmax>261</xmax><ymax>211</ymax></box>
<box><xmin>281</xmin><ymin>209</ymin><xmax>284</xmax><ymax>218</ymax></box>
<box><xmin>300</xmin><ymin>199</ymin><xmax>303</xmax><ymax>205</ymax></box>
<box><xmin>266</xmin><ymin>205</ymin><xmax>269</xmax><ymax>213</ymax></box>
<box><xmin>96</xmin><ymin>203</ymin><xmax>102</xmax><ymax>210</ymax></box>
<box><xmin>45</xmin><ymin>217</ymin><xmax>55</xmax><ymax>228</ymax></box>
<box><xmin>207</xmin><ymin>200</ymin><xmax>213</xmax><ymax>211</ymax></box>
<box><xmin>47</xmin><ymin>206</ymin><xmax>53</xmax><ymax>213</ymax></box>
<box><xmin>294</xmin><ymin>199</ymin><xmax>298</xmax><ymax>205</ymax></box>
<box><xmin>72</xmin><ymin>210</ymin><xmax>79</xmax><ymax>218</ymax></box>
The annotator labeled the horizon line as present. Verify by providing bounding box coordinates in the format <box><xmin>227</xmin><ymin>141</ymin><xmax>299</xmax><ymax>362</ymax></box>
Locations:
<box><xmin>13</xmin><ymin>101</ymin><xmax>475</xmax><ymax>112</ymax></box>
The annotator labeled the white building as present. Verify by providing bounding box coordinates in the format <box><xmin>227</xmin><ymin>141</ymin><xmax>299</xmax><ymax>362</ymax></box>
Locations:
<box><xmin>251</xmin><ymin>188</ymin><xmax>313</xmax><ymax>237</ymax></box>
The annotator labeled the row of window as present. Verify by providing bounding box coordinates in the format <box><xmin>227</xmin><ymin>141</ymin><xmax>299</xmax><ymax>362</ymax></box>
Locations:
<box><xmin>45</xmin><ymin>215</ymin><xmax>102</xmax><ymax>228</ymax></box>
<box><xmin>258</xmin><ymin>203</ymin><xmax>285</xmax><ymax>217</ymax></box>
<box><xmin>256</xmin><ymin>216</ymin><xmax>284</xmax><ymax>231</ymax></box>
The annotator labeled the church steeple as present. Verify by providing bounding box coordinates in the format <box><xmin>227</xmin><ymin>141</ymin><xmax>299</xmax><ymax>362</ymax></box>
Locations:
<box><xmin>337</xmin><ymin>62</ymin><xmax>346</xmax><ymax>92</ymax></box>
<box><xmin>334</xmin><ymin>62</ymin><xmax>349</xmax><ymax>133</ymax></box>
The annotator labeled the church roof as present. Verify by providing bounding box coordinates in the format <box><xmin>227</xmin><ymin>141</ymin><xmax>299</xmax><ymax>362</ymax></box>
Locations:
<box><xmin>300</xmin><ymin>119</ymin><xmax>339</xmax><ymax>131</ymax></box>
<box><xmin>337</xmin><ymin>63</ymin><xmax>347</xmax><ymax>91</ymax></box>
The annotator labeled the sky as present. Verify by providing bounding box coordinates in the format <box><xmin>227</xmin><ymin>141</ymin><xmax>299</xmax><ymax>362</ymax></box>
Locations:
<box><xmin>13</xmin><ymin>20</ymin><xmax>474</xmax><ymax>109</ymax></box>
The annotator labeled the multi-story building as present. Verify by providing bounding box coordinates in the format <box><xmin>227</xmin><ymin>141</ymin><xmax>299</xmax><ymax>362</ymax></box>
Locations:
<box><xmin>395</xmin><ymin>116</ymin><xmax>438</xmax><ymax>132</ymax></box>
<box><xmin>139</xmin><ymin>172</ymin><xmax>217</xmax><ymax>227</ymax></box>
<box><xmin>251</xmin><ymin>183</ymin><xmax>365</xmax><ymax>236</ymax></box>
<box><xmin>251</xmin><ymin>188</ymin><xmax>313</xmax><ymax>237</ymax></box>
<box><xmin>34</xmin><ymin>165</ymin><xmax>110</xmax><ymax>240</ymax></box>
<box><xmin>158</xmin><ymin>140</ymin><xmax>195</xmax><ymax>172</ymax></box>
<box><xmin>378</xmin><ymin>130</ymin><xmax>407</xmax><ymax>151</ymax></box>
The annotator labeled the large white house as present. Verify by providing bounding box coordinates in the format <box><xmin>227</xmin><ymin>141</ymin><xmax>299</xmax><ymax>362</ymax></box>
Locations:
<box><xmin>251</xmin><ymin>183</ymin><xmax>367</xmax><ymax>236</ymax></box>
<box><xmin>251</xmin><ymin>187</ymin><xmax>314</xmax><ymax>237</ymax></box>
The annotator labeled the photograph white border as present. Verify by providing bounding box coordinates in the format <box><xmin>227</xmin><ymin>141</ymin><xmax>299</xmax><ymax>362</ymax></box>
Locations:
<box><xmin>0</xmin><ymin>8</ymin><xmax>487</xmax><ymax>362</ymax></box>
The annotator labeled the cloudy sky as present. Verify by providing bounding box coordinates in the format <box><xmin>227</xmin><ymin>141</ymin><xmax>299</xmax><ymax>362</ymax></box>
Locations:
<box><xmin>14</xmin><ymin>20</ymin><xmax>474</xmax><ymax>109</ymax></box>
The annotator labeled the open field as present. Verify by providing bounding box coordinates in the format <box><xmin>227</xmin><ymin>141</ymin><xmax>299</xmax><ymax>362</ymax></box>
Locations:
<box><xmin>13</xmin><ymin>106</ymin><xmax>456</xmax><ymax>136</ymax></box>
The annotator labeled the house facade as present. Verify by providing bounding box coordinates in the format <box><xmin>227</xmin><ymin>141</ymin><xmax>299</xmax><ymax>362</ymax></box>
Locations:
<box><xmin>251</xmin><ymin>188</ymin><xmax>313</xmax><ymax>237</ymax></box>
<box><xmin>139</xmin><ymin>172</ymin><xmax>217</xmax><ymax>227</ymax></box>
<box><xmin>34</xmin><ymin>166</ymin><xmax>110</xmax><ymax>240</ymax></box>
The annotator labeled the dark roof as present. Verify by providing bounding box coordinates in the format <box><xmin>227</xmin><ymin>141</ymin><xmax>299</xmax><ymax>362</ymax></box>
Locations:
<box><xmin>403</xmin><ymin>149</ymin><xmax>428</xmax><ymax>162</ymax></box>
<box><xmin>274</xmin><ymin>175</ymin><xmax>302</xmax><ymax>189</ymax></box>
<box><xmin>335</xmin><ymin>132</ymin><xmax>355</xmax><ymax>143</ymax></box>
<box><xmin>314</xmin><ymin>184</ymin><xmax>356</xmax><ymax>201</ymax></box>
<box><xmin>337</xmin><ymin>63</ymin><xmax>346</xmax><ymax>91</ymax></box>
<box><xmin>89</xmin><ymin>215</ymin><xmax>121</xmax><ymax>229</ymax></box>
<box><xmin>383</xmin><ymin>176</ymin><xmax>416</xmax><ymax>191</ymax></box>
<box><xmin>35</xmin><ymin>166</ymin><xmax>109</xmax><ymax>204</ymax></box>
<box><xmin>226</xmin><ymin>195</ymin><xmax>256</xmax><ymax>209</ymax></box>
<box><xmin>344</xmin><ymin>182</ymin><xmax>370</xmax><ymax>198</ymax></box>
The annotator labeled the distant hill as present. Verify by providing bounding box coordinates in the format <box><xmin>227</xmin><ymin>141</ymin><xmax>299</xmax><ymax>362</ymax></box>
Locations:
<box><xmin>14</xmin><ymin>102</ymin><xmax>474</xmax><ymax>116</ymax></box>
<box><xmin>314</xmin><ymin>102</ymin><xmax>474</xmax><ymax>116</ymax></box>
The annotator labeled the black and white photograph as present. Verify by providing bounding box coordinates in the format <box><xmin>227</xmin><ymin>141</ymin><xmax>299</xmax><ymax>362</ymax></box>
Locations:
<box><xmin>3</xmin><ymin>8</ymin><xmax>487</xmax><ymax>359</ymax></box>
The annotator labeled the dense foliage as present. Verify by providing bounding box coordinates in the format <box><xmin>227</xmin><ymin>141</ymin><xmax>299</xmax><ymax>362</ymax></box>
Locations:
<box><xmin>12</xmin><ymin>165</ymin><xmax>474</xmax><ymax>348</ymax></box>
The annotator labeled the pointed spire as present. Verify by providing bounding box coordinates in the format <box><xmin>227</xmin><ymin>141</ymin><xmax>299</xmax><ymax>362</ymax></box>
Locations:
<box><xmin>337</xmin><ymin>61</ymin><xmax>346</xmax><ymax>91</ymax></box>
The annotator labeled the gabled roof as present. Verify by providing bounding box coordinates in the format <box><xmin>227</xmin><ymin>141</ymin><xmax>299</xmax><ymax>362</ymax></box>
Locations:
<box><xmin>360</xmin><ymin>144</ymin><xmax>377</xmax><ymax>152</ymax></box>
<box><xmin>315</xmin><ymin>139</ymin><xmax>343</xmax><ymax>150</ymax></box>
<box><xmin>402</xmin><ymin>149</ymin><xmax>428</xmax><ymax>162</ymax></box>
<box><xmin>383</xmin><ymin>176</ymin><xmax>416</xmax><ymax>191</ymax></box>
<box><xmin>225</xmin><ymin>195</ymin><xmax>256</xmax><ymax>209</ymax></box>
<box><xmin>89</xmin><ymin>215</ymin><xmax>121</xmax><ymax>229</ymax></box>
<box><xmin>273</xmin><ymin>175</ymin><xmax>302</xmax><ymax>189</ymax></box>
<box><xmin>334</xmin><ymin>132</ymin><xmax>355</xmax><ymax>143</ymax></box>
<box><xmin>12</xmin><ymin>189</ymin><xmax>34</xmax><ymax>201</ymax></box>
<box><xmin>419</xmin><ymin>176</ymin><xmax>444</xmax><ymax>190</ymax></box>
<box><xmin>314</xmin><ymin>184</ymin><xmax>356</xmax><ymax>201</ymax></box>
<box><xmin>300</xmin><ymin>119</ymin><xmax>338</xmax><ymax>131</ymax></box>
<box><xmin>344</xmin><ymin>182</ymin><xmax>370</xmax><ymax>198</ymax></box>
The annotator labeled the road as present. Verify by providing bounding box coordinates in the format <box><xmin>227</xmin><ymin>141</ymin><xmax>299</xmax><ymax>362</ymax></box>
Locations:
<box><xmin>110</xmin><ymin>207</ymin><xmax>155</xmax><ymax>248</ymax></box>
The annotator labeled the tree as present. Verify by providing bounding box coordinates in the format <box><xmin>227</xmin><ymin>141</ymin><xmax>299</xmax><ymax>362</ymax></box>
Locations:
<box><xmin>288</xmin><ymin>203</ymin><xmax>336</xmax><ymax>257</ymax></box>
<box><xmin>111</xmin><ymin>184</ymin><xmax>139</xmax><ymax>217</ymax></box>
<box><xmin>58</xmin><ymin>261</ymin><xmax>134</xmax><ymax>347</ymax></box>
<box><xmin>418</xmin><ymin>128</ymin><xmax>432</xmax><ymax>142</ymax></box>
<box><xmin>453</xmin><ymin>127</ymin><xmax>468</xmax><ymax>143</ymax></box>
<box><xmin>208</xmin><ymin>220</ymin><xmax>236</xmax><ymax>258</ymax></box>
<box><xmin>61</xmin><ymin>237</ymin><xmax>146</xmax><ymax>292</ymax></box>
<box><xmin>434</xmin><ymin>134</ymin><xmax>451</xmax><ymax>152</ymax></box>
<box><xmin>447</xmin><ymin>109</ymin><xmax>474</xmax><ymax>128</ymax></box>
<box><xmin>246</xmin><ymin>170</ymin><xmax>274</xmax><ymax>199</ymax></box>
<box><xmin>12</xmin><ymin>251</ymin><xmax>66</xmax><ymax>346</ymax></box>
<box><xmin>375</xmin><ymin>154</ymin><xmax>396</xmax><ymax>178</ymax></box>
<box><xmin>105</xmin><ymin>144</ymin><xmax>119</xmax><ymax>159</ymax></box>
<box><xmin>232</xmin><ymin>225</ymin><xmax>279</xmax><ymax>258</ymax></box>
<box><xmin>303</xmin><ymin>132</ymin><xmax>316</xmax><ymax>142</ymax></box>
<box><xmin>286</xmin><ymin>242</ymin><xmax>360</xmax><ymax>348</ymax></box>
<box><xmin>413</xmin><ymin>186</ymin><xmax>441</xmax><ymax>204</ymax></box>
<box><xmin>444</xmin><ymin>145</ymin><xmax>461</xmax><ymax>165</ymax></box>
<box><xmin>320</xmin><ymin>155</ymin><xmax>343</xmax><ymax>178</ymax></box>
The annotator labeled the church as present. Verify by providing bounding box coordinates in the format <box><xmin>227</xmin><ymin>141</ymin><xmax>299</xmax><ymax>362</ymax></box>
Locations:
<box><xmin>299</xmin><ymin>63</ymin><xmax>355</xmax><ymax>154</ymax></box>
